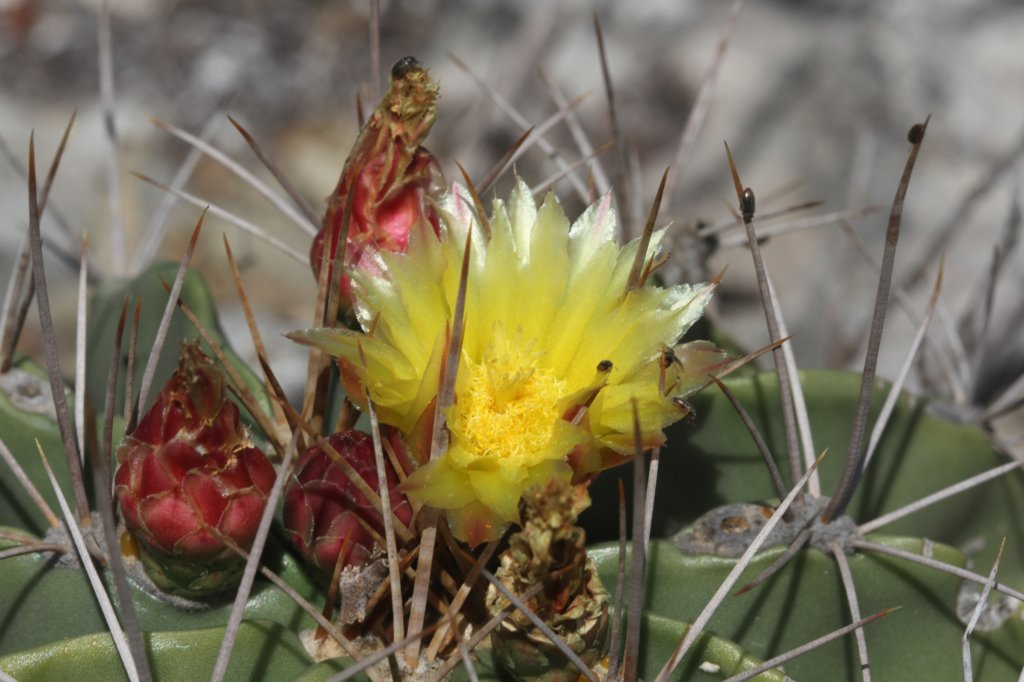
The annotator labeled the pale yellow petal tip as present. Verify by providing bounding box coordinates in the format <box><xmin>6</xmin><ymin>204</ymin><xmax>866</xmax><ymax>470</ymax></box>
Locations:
<box><xmin>285</xmin><ymin>327</ymin><xmax>341</xmax><ymax>348</ymax></box>
<box><xmin>284</xmin><ymin>328</ymin><xmax>316</xmax><ymax>344</ymax></box>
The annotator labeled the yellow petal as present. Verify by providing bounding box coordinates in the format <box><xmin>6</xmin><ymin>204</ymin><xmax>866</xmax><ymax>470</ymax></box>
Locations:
<box><xmin>287</xmin><ymin>328</ymin><xmax>415</xmax><ymax>382</ymax></box>
<box><xmin>447</xmin><ymin>500</ymin><xmax>505</xmax><ymax>546</ymax></box>
<box><xmin>467</xmin><ymin>465</ymin><xmax>522</xmax><ymax>523</ymax></box>
<box><xmin>401</xmin><ymin>457</ymin><xmax>476</xmax><ymax>510</ymax></box>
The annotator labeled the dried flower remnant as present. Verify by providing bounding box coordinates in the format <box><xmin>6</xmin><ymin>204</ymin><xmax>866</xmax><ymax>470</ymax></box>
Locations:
<box><xmin>487</xmin><ymin>480</ymin><xmax>610</xmax><ymax>681</ymax></box>
<box><xmin>309</xmin><ymin>56</ymin><xmax>444</xmax><ymax>308</ymax></box>
<box><xmin>283</xmin><ymin>429</ymin><xmax>412</xmax><ymax>577</ymax></box>
<box><xmin>114</xmin><ymin>341</ymin><xmax>276</xmax><ymax>598</ymax></box>
<box><xmin>291</xmin><ymin>179</ymin><xmax>718</xmax><ymax>545</ymax></box>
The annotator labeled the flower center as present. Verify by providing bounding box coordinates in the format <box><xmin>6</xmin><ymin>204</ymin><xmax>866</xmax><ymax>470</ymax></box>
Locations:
<box><xmin>457</xmin><ymin>332</ymin><xmax>567</xmax><ymax>467</ymax></box>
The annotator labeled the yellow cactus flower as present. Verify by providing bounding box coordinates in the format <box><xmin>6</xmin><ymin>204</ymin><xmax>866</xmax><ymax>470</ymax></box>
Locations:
<box><xmin>289</xmin><ymin>179</ymin><xmax>717</xmax><ymax>545</ymax></box>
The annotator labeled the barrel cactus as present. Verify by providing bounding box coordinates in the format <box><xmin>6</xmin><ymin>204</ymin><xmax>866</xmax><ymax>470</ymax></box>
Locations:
<box><xmin>1</xmin><ymin>5</ymin><xmax>1022</xmax><ymax>682</ymax></box>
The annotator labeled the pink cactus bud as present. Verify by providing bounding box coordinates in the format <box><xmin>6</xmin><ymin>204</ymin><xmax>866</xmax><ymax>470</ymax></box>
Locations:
<box><xmin>283</xmin><ymin>429</ymin><xmax>412</xmax><ymax>577</ymax></box>
<box><xmin>114</xmin><ymin>341</ymin><xmax>276</xmax><ymax>598</ymax></box>
<box><xmin>310</xmin><ymin>56</ymin><xmax>444</xmax><ymax>309</ymax></box>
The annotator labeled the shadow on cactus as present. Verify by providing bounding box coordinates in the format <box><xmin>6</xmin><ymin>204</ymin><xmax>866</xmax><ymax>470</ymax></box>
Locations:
<box><xmin>1</xmin><ymin>6</ymin><xmax>1023</xmax><ymax>682</ymax></box>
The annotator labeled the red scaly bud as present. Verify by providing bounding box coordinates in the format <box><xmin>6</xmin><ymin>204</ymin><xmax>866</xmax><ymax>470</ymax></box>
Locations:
<box><xmin>283</xmin><ymin>429</ymin><xmax>412</xmax><ymax>578</ymax></box>
<box><xmin>310</xmin><ymin>56</ymin><xmax>444</xmax><ymax>309</ymax></box>
<box><xmin>114</xmin><ymin>341</ymin><xmax>276</xmax><ymax>598</ymax></box>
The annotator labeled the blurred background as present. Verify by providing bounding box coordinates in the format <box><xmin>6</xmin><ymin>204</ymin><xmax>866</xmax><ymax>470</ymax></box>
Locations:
<box><xmin>2</xmin><ymin>0</ymin><xmax>1023</xmax><ymax>421</ymax></box>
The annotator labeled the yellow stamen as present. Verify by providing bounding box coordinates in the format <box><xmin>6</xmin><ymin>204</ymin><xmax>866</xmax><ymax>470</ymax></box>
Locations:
<box><xmin>456</xmin><ymin>329</ymin><xmax>567</xmax><ymax>468</ymax></box>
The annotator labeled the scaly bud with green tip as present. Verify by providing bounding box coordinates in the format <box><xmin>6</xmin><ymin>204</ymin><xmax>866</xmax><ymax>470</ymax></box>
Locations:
<box><xmin>310</xmin><ymin>56</ymin><xmax>444</xmax><ymax>309</ymax></box>
<box><xmin>283</xmin><ymin>429</ymin><xmax>413</xmax><ymax>578</ymax></box>
<box><xmin>486</xmin><ymin>479</ymin><xmax>610</xmax><ymax>681</ymax></box>
<box><xmin>114</xmin><ymin>341</ymin><xmax>276</xmax><ymax>598</ymax></box>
